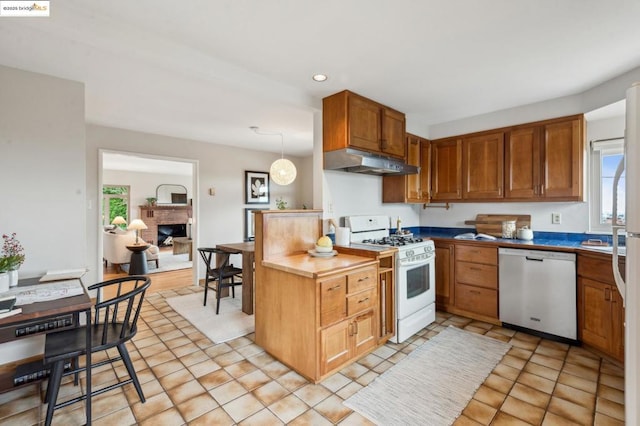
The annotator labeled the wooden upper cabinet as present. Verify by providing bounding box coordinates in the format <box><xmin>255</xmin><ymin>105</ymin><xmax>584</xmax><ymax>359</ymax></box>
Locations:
<box><xmin>382</xmin><ymin>108</ymin><xmax>406</xmax><ymax>158</ymax></box>
<box><xmin>323</xmin><ymin>90</ymin><xmax>406</xmax><ymax>159</ymax></box>
<box><xmin>382</xmin><ymin>133</ymin><xmax>428</xmax><ymax>203</ymax></box>
<box><xmin>348</xmin><ymin>94</ymin><xmax>382</xmax><ymax>153</ymax></box>
<box><xmin>420</xmin><ymin>138</ymin><xmax>431</xmax><ymax>201</ymax></box>
<box><xmin>506</xmin><ymin>115</ymin><xmax>583</xmax><ymax>201</ymax></box>
<box><xmin>462</xmin><ymin>132</ymin><xmax>504</xmax><ymax>199</ymax></box>
<box><xmin>505</xmin><ymin>126</ymin><xmax>542</xmax><ymax>199</ymax></box>
<box><xmin>543</xmin><ymin>118</ymin><xmax>583</xmax><ymax>199</ymax></box>
<box><xmin>430</xmin><ymin>138</ymin><xmax>462</xmax><ymax>201</ymax></box>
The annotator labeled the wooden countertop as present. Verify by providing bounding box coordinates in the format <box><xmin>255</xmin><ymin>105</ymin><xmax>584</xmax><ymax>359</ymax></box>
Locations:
<box><xmin>262</xmin><ymin>252</ymin><xmax>378</xmax><ymax>279</ymax></box>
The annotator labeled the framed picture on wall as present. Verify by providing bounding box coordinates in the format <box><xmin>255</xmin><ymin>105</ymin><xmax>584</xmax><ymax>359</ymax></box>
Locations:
<box><xmin>244</xmin><ymin>208</ymin><xmax>265</xmax><ymax>241</ymax></box>
<box><xmin>245</xmin><ymin>171</ymin><xmax>270</xmax><ymax>204</ymax></box>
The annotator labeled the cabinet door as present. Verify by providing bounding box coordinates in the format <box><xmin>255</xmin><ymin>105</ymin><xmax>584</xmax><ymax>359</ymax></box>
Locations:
<box><xmin>462</xmin><ymin>132</ymin><xmax>504</xmax><ymax>199</ymax></box>
<box><xmin>382</xmin><ymin>108</ymin><xmax>406</xmax><ymax>158</ymax></box>
<box><xmin>505</xmin><ymin>126</ymin><xmax>542</xmax><ymax>199</ymax></box>
<box><xmin>348</xmin><ymin>95</ymin><xmax>382</xmax><ymax>153</ymax></box>
<box><xmin>382</xmin><ymin>134</ymin><xmax>427</xmax><ymax>204</ymax></box>
<box><xmin>406</xmin><ymin>135</ymin><xmax>422</xmax><ymax>201</ymax></box>
<box><xmin>430</xmin><ymin>138</ymin><xmax>462</xmax><ymax>200</ymax></box>
<box><xmin>435</xmin><ymin>242</ymin><xmax>454</xmax><ymax>308</ymax></box>
<box><xmin>579</xmin><ymin>277</ymin><xmax>612</xmax><ymax>353</ymax></box>
<box><xmin>320</xmin><ymin>320</ymin><xmax>351</xmax><ymax>375</ymax></box>
<box><xmin>352</xmin><ymin>310</ymin><xmax>377</xmax><ymax>357</ymax></box>
<box><xmin>542</xmin><ymin>118</ymin><xmax>583</xmax><ymax>199</ymax></box>
<box><xmin>611</xmin><ymin>288</ymin><xmax>625</xmax><ymax>362</ymax></box>
<box><xmin>420</xmin><ymin>139</ymin><xmax>431</xmax><ymax>200</ymax></box>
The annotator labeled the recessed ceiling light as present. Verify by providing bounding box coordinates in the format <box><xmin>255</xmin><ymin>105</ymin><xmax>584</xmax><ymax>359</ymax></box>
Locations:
<box><xmin>312</xmin><ymin>74</ymin><xmax>328</xmax><ymax>82</ymax></box>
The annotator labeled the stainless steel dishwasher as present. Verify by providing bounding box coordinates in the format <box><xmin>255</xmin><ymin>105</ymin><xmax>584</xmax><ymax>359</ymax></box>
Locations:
<box><xmin>499</xmin><ymin>248</ymin><xmax>577</xmax><ymax>341</ymax></box>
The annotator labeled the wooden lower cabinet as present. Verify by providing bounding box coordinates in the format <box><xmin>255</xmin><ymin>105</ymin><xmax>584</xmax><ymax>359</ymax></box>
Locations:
<box><xmin>578</xmin><ymin>253</ymin><xmax>625</xmax><ymax>363</ymax></box>
<box><xmin>256</xmin><ymin>260</ymin><xmax>380</xmax><ymax>383</ymax></box>
<box><xmin>321</xmin><ymin>310</ymin><xmax>377</xmax><ymax>376</ymax></box>
<box><xmin>319</xmin><ymin>266</ymin><xmax>378</xmax><ymax>377</ymax></box>
<box><xmin>435</xmin><ymin>240</ymin><xmax>455</xmax><ymax>309</ymax></box>
<box><xmin>452</xmin><ymin>244</ymin><xmax>499</xmax><ymax>322</ymax></box>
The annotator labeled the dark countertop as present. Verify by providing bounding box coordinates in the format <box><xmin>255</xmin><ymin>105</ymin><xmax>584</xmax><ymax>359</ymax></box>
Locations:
<box><xmin>411</xmin><ymin>226</ymin><xmax>625</xmax><ymax>256</ymax></box>
<box><xmin>328</xmin><ymin>226</ymin><xmax>625</xmax><ymax>256</ymax></box>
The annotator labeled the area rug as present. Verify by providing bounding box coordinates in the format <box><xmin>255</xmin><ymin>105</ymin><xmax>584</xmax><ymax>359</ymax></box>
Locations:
<box><xmin>166</xmin><ymin>292</ymin><xmax>254</xmax><ymax>343</ymax></box>
<box><xmin>344</xmin><ymin>326</ymin><xmax>511</xmax><ymax>426</ymax></box>
<box><xmin>121</xmin><ymin>251</ymin><xmax>192</xmax><ymax>275</ymax></box>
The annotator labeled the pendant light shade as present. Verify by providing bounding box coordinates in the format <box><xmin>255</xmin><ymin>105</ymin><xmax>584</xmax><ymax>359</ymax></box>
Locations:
<box><xmin>270</xmin><ymin>158</ymin><xmax>297</xmax><ymax>185</ymax></box>
<box><xmin>250</xmin><ymin>126</ymin><xmax>297</xmax><ymax>186</ymax></box>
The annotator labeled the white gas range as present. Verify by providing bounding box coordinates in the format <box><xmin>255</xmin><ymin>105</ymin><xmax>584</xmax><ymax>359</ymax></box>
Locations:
<box><xmin>345</xmin><ymin>215</ymin><xmax>436</xmax><ymax>343</ymax></box>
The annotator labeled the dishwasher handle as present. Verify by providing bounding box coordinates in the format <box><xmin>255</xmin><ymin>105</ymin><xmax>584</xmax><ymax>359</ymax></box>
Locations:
<box><xmin>525</xmin><ymin>256</ymin><xmax>544</xmax><ymax>262</ymax></box>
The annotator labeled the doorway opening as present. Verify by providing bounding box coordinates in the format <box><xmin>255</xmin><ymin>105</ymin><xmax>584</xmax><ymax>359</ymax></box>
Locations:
<box><xmin>99</xmin><ymin>150</ymin><xmax>198</xmax><ymax>293</ymax></box>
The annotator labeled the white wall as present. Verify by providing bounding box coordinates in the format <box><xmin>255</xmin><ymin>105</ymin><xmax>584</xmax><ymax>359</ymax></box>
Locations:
<box><xmin>0</xmin><ymin>65</ymin><xmax>86</xmax><ymax>363</ymax></box>
<box><xmin>102</xmin><ymin>168</ymin><xmax>193</xmax><ymax>221</ymax></box>
<box><xmin>323</xmin><ymin>171</ymin><xmax>422</xmax><ymax>229</ymax></box>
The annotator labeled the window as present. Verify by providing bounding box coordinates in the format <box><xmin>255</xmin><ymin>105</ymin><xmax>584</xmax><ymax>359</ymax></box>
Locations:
<box><xmin>102</xmin><ymin>185</ymin><xmax>130</xmax><ymax>227</ymax></box>
<box><xmin>590</xmin><ymin>139</ymin><xmax>625</xmax><ymax>232</ymax></box>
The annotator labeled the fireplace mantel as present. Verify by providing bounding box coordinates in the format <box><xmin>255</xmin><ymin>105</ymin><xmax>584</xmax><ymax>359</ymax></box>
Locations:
<box><xmin>139</xmin><ymin>205</ymin><xmax>192</xmax><ymax>245</ymax></box>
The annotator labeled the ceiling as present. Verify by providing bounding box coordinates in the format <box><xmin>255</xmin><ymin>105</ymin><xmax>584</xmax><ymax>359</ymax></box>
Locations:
<box><xmin>2</xmin><ymin>0</ymin><xmax>639</xmax><ymax>157</ymax></box>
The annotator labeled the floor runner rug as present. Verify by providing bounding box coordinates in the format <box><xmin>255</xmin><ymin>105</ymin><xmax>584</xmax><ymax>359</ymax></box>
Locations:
<box><xmin>166</xmin><ymin>292</ymin><xmax>254</xmax><ymax>343</ymax></box>
<box><xmin>344</xmin><ymin>325</ymin><xmax>511</xmax><ymax>426</ymax></box>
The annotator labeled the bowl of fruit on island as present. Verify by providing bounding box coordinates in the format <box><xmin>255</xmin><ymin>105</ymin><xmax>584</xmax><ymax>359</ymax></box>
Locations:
<box><xmin>315</xmin><ymin>236</ymin><xmax>334</xmax><ymax>253</ymax></box>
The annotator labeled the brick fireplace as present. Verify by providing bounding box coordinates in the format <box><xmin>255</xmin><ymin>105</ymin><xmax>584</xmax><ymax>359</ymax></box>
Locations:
<box><xmin>139</xmin><ymin>205</ymin><xmax>192</xmax><ymax>245</ymax></box>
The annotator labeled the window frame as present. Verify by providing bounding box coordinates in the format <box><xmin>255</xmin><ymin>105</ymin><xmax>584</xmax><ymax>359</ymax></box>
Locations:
<box><xmin>102</xmin><ymin>185</ymin><xmax>131</xmax><ymax>227</ymax></box>
<box><xmin>589</xmin><ymin>138</ymin><xmax>624</xmax><ymax>233</ymax></box>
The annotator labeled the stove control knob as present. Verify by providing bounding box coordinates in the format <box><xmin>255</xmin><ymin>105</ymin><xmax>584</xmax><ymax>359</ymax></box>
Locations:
<box><xmin>405</xmin><ymin>249</ymin><xmax>414</xmax><ymax>258</ymax></box>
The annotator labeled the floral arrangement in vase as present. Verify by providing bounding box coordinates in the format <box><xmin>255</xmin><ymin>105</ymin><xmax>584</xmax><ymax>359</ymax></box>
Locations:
<box><xmin>1</xmin><ymin>233</ymin><xmax>25</xmax><ymax>272</ymax></box>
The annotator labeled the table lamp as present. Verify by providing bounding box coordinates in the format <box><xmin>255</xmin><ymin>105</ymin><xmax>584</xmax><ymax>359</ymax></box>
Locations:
<box><xmin>127</xmin><ymin>219</ymin><xmax>148</xmax><ymax>245</ymax></box>
<box><xmin>111</xmin><ymin>216</ymin><xmax>127</xmax><ymax>229</ymax></box>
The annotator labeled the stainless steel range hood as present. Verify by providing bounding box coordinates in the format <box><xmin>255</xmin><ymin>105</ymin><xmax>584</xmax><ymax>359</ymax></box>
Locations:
<box><xmin>323</xmin><ymin>148</ymin><xmax>419</xmax><ymax>175</ymax></box>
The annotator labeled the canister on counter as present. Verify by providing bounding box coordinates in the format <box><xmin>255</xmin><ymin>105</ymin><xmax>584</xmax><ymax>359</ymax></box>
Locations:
<box><xmin>502</xmin><ymin>220</ymin><xmax>516</xmax><ymax>239</ymax></box>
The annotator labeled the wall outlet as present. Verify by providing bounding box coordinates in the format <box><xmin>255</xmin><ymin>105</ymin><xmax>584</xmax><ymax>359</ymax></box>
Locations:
<box><xmin>552</xmin><ymin>212</ymin><xmax>562</xmax><ymax>224</ymax></box>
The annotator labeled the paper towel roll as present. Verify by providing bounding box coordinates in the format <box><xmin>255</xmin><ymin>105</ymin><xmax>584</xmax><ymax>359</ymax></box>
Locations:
<box><xmin>335</xmin><ymin>227</ymin><xmax>350</xmax><ymax>246</ymax></box>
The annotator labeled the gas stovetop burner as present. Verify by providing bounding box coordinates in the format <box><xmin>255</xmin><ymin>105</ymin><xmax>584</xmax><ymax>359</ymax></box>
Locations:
<box><xmin>361</xmin><ymin>236</ymin><xmax>425</xmax><ymax>247</ymax></box>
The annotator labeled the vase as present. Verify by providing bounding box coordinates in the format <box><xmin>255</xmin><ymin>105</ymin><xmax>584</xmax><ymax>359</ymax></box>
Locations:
<box><xmin>8</xmin><ymin>269</ymin><xmax>19</xmax><ymax>287</ymax></box>
<box><xmin>0</xmin><ymin>272</ymin><xmax>9</xmax><ymax>293</ymax></box>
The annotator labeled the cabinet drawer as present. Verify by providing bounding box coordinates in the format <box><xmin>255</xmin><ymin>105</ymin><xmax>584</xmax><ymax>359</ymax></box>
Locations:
<box><xmin>456</xmin><ymin>261</ymin><xmax>497</xmax><ymax>289</ymax></box>
<box><xmin>455</xmin><ymin>283</ymin><xmax>498</xmax><ymax>318</ymax></box>
<box><xmin>347</xmin><ymin>288</ymin><xmax>376</xmax><ymax>317</ymax></box>
<box><xmin>456</xmin><ymin>244</ymin><xmax>497</xmax><ymax>264</ymax></box>
<box><xmin>578</xmin><ymin>254</ymin><xmax>624</xmax><ymax>284</ymax></box>
<box><xmin>320</xmin><ymin>276</ymin><xmax>347</xmax><ymax>326</ymax></box>
<box><xmin>347</xmin><ymin>267</ymin><xmax>377</xmax><ymax>294</ymax></box>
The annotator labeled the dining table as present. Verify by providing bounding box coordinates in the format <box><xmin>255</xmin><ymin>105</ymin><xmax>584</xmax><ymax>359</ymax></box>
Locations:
<box><xmin>215</xmin><ymin>241</ymin><xmax>255</xmax><ymax>314</ymax></box>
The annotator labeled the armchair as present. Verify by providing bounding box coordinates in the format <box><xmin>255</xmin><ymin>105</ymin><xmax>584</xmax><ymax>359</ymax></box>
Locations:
<box><xmin>103</xmin><ymin>229</ymin><xmax>159</xmax><ymax>272</ymax></box>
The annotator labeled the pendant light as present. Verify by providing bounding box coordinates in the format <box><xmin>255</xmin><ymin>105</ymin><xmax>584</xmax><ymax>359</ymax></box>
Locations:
<box><xmin>250</xmin><ymin>126</ymin><xmax>297</xmax><ymax>185</ymax></box>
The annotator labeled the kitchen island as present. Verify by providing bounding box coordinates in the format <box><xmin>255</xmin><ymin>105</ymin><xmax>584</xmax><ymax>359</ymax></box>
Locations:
<box><xmin>254</xmin><ymin>210</ymin><xmax>385</xmax><ymax>383</ymax></box>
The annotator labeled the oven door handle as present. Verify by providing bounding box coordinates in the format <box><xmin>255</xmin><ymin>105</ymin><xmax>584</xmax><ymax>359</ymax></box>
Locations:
<box><xmin>398</xmin><ymin>256</ymin><xmax>435</xmax><ymax>268</ymax></box>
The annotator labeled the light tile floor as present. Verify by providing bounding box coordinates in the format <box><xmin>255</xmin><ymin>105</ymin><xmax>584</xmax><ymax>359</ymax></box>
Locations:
<box><xmin>0</xmin><ymin>286</ymin><xmax>625</xmax><ymax>425</ymax></box>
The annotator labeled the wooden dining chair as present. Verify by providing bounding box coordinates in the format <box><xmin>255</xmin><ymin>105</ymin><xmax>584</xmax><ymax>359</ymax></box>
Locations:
<box><xmin>197</xmin><ymin>247</ymin><xmax>243</xmax><ymax>314</ymax></box>
<box><xmin>43</xmin><ymin>276</ymin><xmax>151</xmax><ymax>426</ymax></box>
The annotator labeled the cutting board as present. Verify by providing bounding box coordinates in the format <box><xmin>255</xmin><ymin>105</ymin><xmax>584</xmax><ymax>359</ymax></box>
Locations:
<box><xmin>464</xmin><ymin>214</ymin><xmax>532</xmax><ymax>237</ymax></box>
